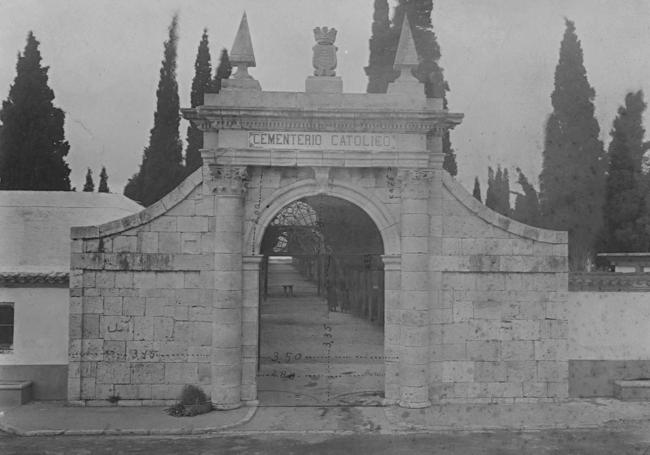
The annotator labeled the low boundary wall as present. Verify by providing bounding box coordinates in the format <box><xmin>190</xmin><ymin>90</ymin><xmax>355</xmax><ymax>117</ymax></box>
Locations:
<box><xmin>568</xmin><ymin>273</ymin><xmax>650</xmax><ymax>397</ymax></box>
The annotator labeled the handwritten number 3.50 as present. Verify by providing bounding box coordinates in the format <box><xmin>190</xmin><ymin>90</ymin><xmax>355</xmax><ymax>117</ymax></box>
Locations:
<box><xmin>270</xmin><ymin>352</ymin><xmax>302</xmax><ymax>362</ymax></box>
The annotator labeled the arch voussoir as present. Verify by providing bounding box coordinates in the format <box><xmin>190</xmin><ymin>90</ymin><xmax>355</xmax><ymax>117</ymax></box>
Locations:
<box><xmin>246</xmin><ymin>178</ymin><xmax>400</xmax><ymax>257</ymax></box>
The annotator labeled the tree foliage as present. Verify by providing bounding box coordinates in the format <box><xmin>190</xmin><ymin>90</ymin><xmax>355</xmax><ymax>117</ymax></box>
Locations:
<box><xmin>442</xmin><ymin>121</ymin><xmax>457</xmax><ymax>176</ymax></box>
<box><xmin>365</xmin><ymin>0</ymin><xmax>393</xmax><ymax>94</ymax></box>
<box><xmin>498</xmin><ymin>167</ymin><xmax>511</xmax><ymax>216</ymax></box>
<box><xmin>512</xmin><ymin>168</ymin><xmax>541</xmax><ymax>226</ymax></box>
<box><xmin>538</xmin><ymin>19</ymin><xmax>606</xmax><ymax>270</ymax></box>
<box><xmin>185</xmin><ymin>29</ymin><xmax>212</xmax><ymax>175</ymax></box>
<box><xmin>83</xmin><ymin>168</ymin><xmax>94</xmax><ymax>192</ymax></box>
<box><xmin>485</xmin><ymin>165</ymin><xmax>511</xmax><ymax>216</ymax></box>
<box><xmin>472</xmin><ymin>176</ymin><xmax>482</xmax><ymax>202</ymax></box>
<box><xmin>98</xmin><ymin>166</ymin><xmax>109</xmax><ymax>193</ymax></box>
<box><xmin>485</xmin><ymin>167</ymin><xmax>496</xmax><ymax>211</ymax></box>
<box><xmin>365</xmin><ymin>0</ymin><xmax>456</xmax><ymax>175</ymax></box>
<box><xmin>124</xmin><ymin>15</ymin><xmax>185</xmax><ymax>206</ymax></box>
<box><xmin>602</xmin><ymin>90</ymin><xmax>649</xmax><ymax>252</ymax></box>
<box><xmin>212</xmin><ymin>49</ymin><xmax>232</xmax><ymax>92</ymax></box>
<box><xmin>0</xmin><ymin>32</ymin><xmax>71</xmax><ymax>190</ymax></box>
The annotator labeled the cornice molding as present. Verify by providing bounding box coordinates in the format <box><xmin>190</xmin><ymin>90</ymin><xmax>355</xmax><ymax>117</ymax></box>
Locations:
<box><xmin>203</xmin><ymin>147</ymin><xmax>431</xmax><ymax>169</ymax></box>
<box><xmin>569</xmin><ymin>272</ymin><xmax>650</xmax><ymax>292</ymax></box>
<box><xmin>182</xmin><ymin>107</ymin><xmax>462</xmax><ymax>134</ymax></box>
<box><xmin>71</xmin><ymin>169</ymin><xmax>203</xmax><ymax>239</ymax></box>
<box><xmin>442</xmin><ymin>172</ymin><xmax>568</xmax><ymax>244</ymax></box>
<box><xmin>0</xmin><ymin>271</ymin><xmax>69</xmax><ymax>287</ymax></box>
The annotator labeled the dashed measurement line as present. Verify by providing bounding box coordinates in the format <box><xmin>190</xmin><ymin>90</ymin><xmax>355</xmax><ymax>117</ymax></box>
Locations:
<box><xmin>263</xmin><ymin>353</ymin><xmax>398</xmax><ymax>362</ymax></box>
<box><xmin>256</xmin><ymin>371</ymin><xmax>385</xmax><ymax>379</ymax></box>
<box><xmin>303</xmin><ymin>355</ymin><xmax>399</xmax><ymax>361</ymax></box>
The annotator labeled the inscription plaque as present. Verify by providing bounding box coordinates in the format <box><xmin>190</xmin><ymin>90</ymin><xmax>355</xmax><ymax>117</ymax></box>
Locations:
<box><xmin>248</xmin><ymin>131</ymin><xmax>397</xmax><ymax>151</ymax></box>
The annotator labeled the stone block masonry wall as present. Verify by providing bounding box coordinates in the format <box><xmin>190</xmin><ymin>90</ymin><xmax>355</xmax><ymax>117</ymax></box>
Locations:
<box><xmin>67</xmin><ymin>161</ymin><xmax>570</xmax><ymax>407</ymax></box>
<box><xmin>68</xmin><ymin>171</ymin><xmax>216</xmax><ymax>405</ymax></box>
<box><xmin>429</xmin><ymin>174</ymin><xmax>569</xmax><ymax>404</ymax></box>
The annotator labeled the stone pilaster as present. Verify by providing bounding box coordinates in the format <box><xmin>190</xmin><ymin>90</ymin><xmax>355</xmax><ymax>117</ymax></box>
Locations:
<box><xmin>382</xmin><ymin>254</ymin><xmax>401</xmax><ymax>405</ymax></box>
<box><xmin>426</xmin><ymin>130</ymin><xmax>445</xmax><ymax>402</ymax></box>
<box><xmin>67</xmin><ymin>268</ymin><xmax>84</xmax><ymax>404</ymax></box>
<box><xmin>397</xmin><ymin>169</ymin><xmax>433</xmax><ymax>408</ymax></box>
<box><xmin>428</xmin><ymin>169</ymin><xmax>445</xmax><ymax>403</ymax></box>
<box><xmin>241</xmin><ymin>255</ymin><xmax>263</xmax><ymax>404</ymax></box>
<box><xmin>211</xmin><ymin>165</ymin><xmax>247</xmax><ymax>410</ymax></box>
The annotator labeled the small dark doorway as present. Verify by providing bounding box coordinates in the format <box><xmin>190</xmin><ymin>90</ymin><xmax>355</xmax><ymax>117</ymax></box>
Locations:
<box><xmin>257</xmin><ymin>196</ymin><xmax>385</xmax><ymax>406</ymax></box>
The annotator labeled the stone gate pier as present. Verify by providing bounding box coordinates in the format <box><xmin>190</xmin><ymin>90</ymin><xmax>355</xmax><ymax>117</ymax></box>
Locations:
<box><xmin>68</xmin><ymin>15</ymin><xmax>569</xmax><ymax>409</ymax></box>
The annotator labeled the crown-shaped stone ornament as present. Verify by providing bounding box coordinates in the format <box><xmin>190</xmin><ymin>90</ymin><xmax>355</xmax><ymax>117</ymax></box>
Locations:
<box><xmin>312</xmin><ymin>26</ymin><xmax>338</xmax><ymax>77</ymax></box>
<box><xmin>313</xmin><ymin>26</ymin><xmax>337</xmax><ymax>45</ymax></box>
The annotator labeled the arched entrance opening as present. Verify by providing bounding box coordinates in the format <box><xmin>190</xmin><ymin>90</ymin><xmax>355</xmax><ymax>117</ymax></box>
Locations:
<box><xmin>256</xmin><ymin>195</ymin><xmax>386</xmax><ymax>406</ymax></box>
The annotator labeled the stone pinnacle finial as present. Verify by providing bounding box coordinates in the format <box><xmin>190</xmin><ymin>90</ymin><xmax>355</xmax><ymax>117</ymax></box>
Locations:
<box><xmin>387</xmin><ymin>14</ymin><xmax>422</xmax><ymax>96</ymax></box>
<box><xmin>393</xmin><ymin>15</ymin><xmax>419</xmax><ymax>71</ymax></box>
<box><xmin>230</xmin><ymin>12</ymin><xmax>256</xmax><ymax>79</ymax></box>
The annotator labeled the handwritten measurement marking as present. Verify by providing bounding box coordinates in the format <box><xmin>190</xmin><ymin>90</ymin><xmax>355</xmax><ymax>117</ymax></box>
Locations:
<box><xmin>323</xmin><ymin>322</ymin><xmax>333</xmax><ymax>402</ymax></box>
<box><xmin>270</xmin><ymin>351</ymin><xmax>303</xmax><ymax>363</ymax></box>
<box><xmin>250</xmin><ymin>168</ymin><xmax>264</xmax><ymax>254</ymax></box>
<box><xmin>257</xmin><ymin>371</ymin><xmax>385</xmax><ymax>379</ymax></box>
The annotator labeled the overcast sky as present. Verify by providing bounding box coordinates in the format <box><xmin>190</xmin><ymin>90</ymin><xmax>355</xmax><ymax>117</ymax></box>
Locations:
<box><xmin>1</xmin><ymin>0</ymin><xmax>649</xmax><ymax>194</ymax></box>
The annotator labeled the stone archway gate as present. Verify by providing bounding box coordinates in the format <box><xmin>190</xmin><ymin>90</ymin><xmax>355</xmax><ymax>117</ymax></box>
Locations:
<box><xmin>68</xmin><ymin>19</ymin><xmax>569</xmax><ymax>410</ymax></box>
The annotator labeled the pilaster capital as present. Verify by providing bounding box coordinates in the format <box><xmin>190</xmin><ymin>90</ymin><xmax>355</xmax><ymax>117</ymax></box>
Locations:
<box><xmin>209</xmin><ymin>165</ymin><xmax>248</xmax><ymax>196</ymax></box>
<box><xmin>397</xmin><ymin>168</ymin><xmax>435</xmax><ymax>199</ymax></box>
<box><xmin>242</xmin><ymin>255</ymin><xmax>264</xmax><ymax>270</ymax></box>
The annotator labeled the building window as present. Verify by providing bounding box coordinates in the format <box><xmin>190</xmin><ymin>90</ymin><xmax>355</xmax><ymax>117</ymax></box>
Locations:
<box><xmin>0</xmin><ymin>303</ymin><xmax>14</xmax><ymax>352</ymax></box>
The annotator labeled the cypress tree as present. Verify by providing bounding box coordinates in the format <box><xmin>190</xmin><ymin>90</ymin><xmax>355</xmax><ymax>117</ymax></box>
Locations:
<box><xmin>496</xmin><ymin>166</ymin><xmax>511</xmax><ymax>216</ymax></box>
<box><xmin>501</xmin><ymin>168</ymin><xmax>511</xmax><ymax>215</ymax></box>
<box><xmin>185</xmin><ymin>29</ymin><xmax>212</xmax><ymax>175</ymax></box>
<box><xmin>602</xmin><ymin>91</ymin><xmax>648</xmax><ymax>252</ymax></box>
<box><xmin>124</xmin><ymin>14</ymin><xmax>185</xmax><ymax>206</ymax></box>
<box><xmin>211</xmin><ymin>49</ymin><xmax>232</xmax><ymax>93</ymax></box>
<box><xmin>124</xmin><ymin>164</ymin><xmax>142</xmax><ymax>202</ymax></box>
<box><xmin>512</xmin><ymin>168</ymin><xmax>541</xmax><ymax>226</ymax></box>
<box><xmin>0</xmin><ymin>32</ymin><xmax>71</xmax><ymax>190</ymax></box>
<box><xmin>538</xmin><ymin>19</ymin><xmax>606</xmax><ymax>270</ymax></box>
<box><xmin>472</xmin><ymin>176</ymin><xmax>482</xmax><ymax>202</ymax></box>
<box><xmin>494</xmin><ymin>167</ymin><xmax>504</xmax><ymax>213</ymax></box>
<box><xmin>637</xmin><ymin>179</ymin><xmax>650</xmax><ymax>252</ymax></box>
<box><xmin>486</xmin><ymin>165</ymin><xmax>511</xmax><ymax>216</ymax></box>
<box><xmin>365</xmin><ymin>0</ymin><xmax>394</xmax><ymax>94</ymax></box>
<box><xmin>485</xmin><ymin>167</ymin><xmax>497</xmax><ymax>211</ymax></box>
<box><xmin>98</xmin><ymin>166</ymin><xmax>109</xmax><ymax>193</ymax></box>
<box><xmin>512</xmin><ymin>192</ymin><xmax>525</xmax><ymax>222</ymax></box>
<box><xmin>83</xmin><ymin>168</ymin><xmax>94</xmax><ymax>192</ymax></box>
<box><xmin>442</xmin><ymin>110</ymin><xmax>458</xmax><ymax>176</ymax></box>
